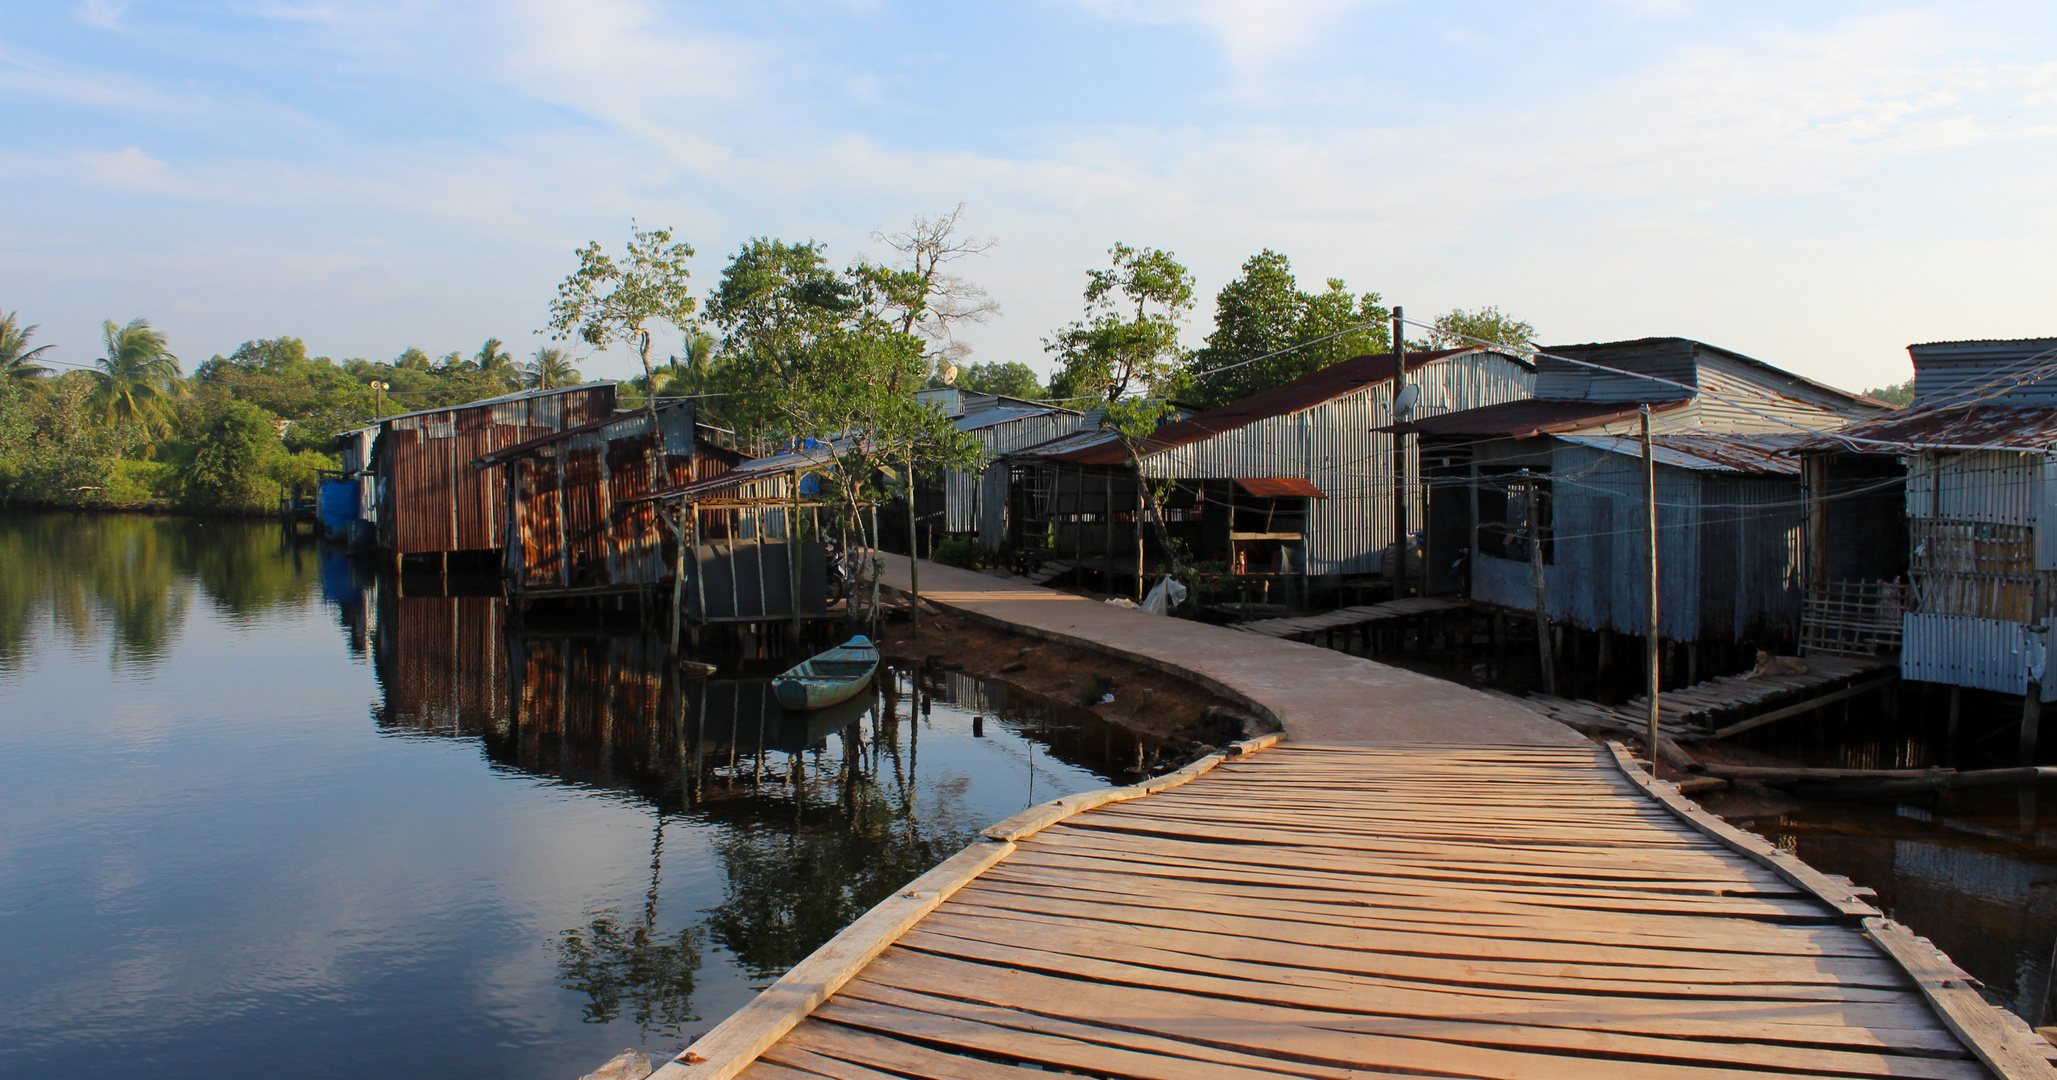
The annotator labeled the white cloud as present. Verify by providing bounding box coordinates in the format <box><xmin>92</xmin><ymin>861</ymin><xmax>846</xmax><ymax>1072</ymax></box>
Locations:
<box><xmin>76</xmin><ymin>0</ymin><xmax>127</xmax><ymax>30</ymax></box>
<box><xmin>1072</xmin><ymin>0</ymin><xmax>1375</xmax><ymax>85</ymax></box>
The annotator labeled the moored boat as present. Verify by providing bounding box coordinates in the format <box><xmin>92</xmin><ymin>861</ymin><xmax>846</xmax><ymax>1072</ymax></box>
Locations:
<box><xmin>772</xmin><ymin>635</ymin><xmax>879</xmax><ymax>711</ymax></box>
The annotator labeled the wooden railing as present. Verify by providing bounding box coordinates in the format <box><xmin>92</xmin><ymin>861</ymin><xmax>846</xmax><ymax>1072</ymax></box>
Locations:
<box><xmin>1801</xmin><ymin>579</ymin><xmax>1905</xmax><ymax>657</ymax></box>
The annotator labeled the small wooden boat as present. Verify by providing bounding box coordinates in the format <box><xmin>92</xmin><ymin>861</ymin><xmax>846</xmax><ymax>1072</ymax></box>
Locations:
<box><xmin>678</xmin><ymin>660</ymin><xmax>718</xmax><ymax>679</ymax></box>
<box><xmin>773</xmin><ymin>636</ymin><xmax>879</xmax><ymax>711</ymax></box>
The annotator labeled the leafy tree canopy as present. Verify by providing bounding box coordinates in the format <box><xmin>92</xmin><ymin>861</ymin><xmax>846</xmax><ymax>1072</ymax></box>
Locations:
<box><xmin>1181</xmin><ymin>250</ymin><xmax>1388</xmax><ymax>410</ymax></box>
<box><xmin>939</xmin><ymin>361</ymin><xmax>1047</xmax><ymax>401</ymax></box>
<box><xmin>1863</xmin><ymin>380</ymin><xmax>1913</xmax><ymax>407</ymax></box>
<box><xmin>91</xmin><ymin>318</ymin><xmax>184</xmax><ymax>435</ymax></box>
<box><xmin>1046</xmin><ymin>242</ymin><xmax>1195</xmax><ymax>405</ymax></box>
<box><xmin>1428</xmin><ymin>305</ymin><xmax>1535</xmax><ymax>350</ymax></box>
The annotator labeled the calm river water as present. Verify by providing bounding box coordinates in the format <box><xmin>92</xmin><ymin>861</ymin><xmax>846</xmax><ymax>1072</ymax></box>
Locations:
<box><xmin>0</xmin><ymin>513</ymin><xmax>1172</xmax><ymax>1080</ymax></box>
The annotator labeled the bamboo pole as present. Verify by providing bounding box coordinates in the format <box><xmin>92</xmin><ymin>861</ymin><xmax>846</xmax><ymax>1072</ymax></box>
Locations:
<box><xmin>1642</xmin><ymin>405</ymin><xmax>1660</xmax><ymax>754</ymax></box>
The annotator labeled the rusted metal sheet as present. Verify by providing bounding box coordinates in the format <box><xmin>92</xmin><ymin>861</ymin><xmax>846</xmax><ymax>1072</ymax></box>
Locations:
<box><xmin>515</xmin><ymin>456</ymin><xmax>564</xmax><ymax>588</ymax></box>
<box><xmin>560</xmin><ymin>446</ymin><xmax>608</xmax><ymax>587</ymax></box>
<box><xmin>1236</xmin><ymin>477</ymin><xmax>1327</xmax><ymax>499</ymax></box>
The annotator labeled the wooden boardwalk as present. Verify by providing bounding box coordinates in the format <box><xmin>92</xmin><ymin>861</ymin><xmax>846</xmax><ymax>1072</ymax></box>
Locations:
<box><xmin>1233</xmin><ymin>596</ymin><xmax>1464</xmax><ymax>639</ymax></box>
<box><xmin>1503</xmin><ymin>656</ymin><xmax>1896</xmax><ymax>741</ymax></box>
<box><xmin>653</xmin><ymin>740</ymin><xmax>2057</xmax><ymax>1080</ymax></box>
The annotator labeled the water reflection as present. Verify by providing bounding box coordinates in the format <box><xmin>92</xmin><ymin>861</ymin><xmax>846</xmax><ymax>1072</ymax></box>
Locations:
<box><xmin>353</xmin><ymin>573</ymin><xmax>1174</xmax><ymax>1043</ymax></box>
<box><xmin>1745</xmin><ymin>788</ymin><xmax>2057</xmax><ymax>1025</ymax></box>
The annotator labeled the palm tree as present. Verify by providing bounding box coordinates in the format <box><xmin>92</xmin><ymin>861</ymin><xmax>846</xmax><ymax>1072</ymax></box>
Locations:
<box><xmin>473</xmin><ymin>337</ymin><xmax>517</xmax><ymax>390</ymax></box>
<box><xmin>523</xmin><ymin>347</ymin><xmax>581</xmax><ymax>390</ymax></box>
<box><xmin>1</xmin><ymin>311</ymin><xmax>55</xmax><ymax>382</ymax></box>
<box><xmin>90</xmin><ymin>318</ymin><xmax>183</xmax><ymax>431</ymax></box>
<box><xmin>659</xmin><ymin>327</ymin><xmax>718</xmax><ymax>396</ymax></box>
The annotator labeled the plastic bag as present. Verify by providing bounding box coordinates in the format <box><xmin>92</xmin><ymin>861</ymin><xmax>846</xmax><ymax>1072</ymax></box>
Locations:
<box><xmin>1139</xmin><ymin>576</ymin><xmax>1188</xmax><ymax>616</ymax></box>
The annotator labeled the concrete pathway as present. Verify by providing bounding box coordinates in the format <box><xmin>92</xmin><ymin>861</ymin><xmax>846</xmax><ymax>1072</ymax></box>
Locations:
<box><xmin>881</xmin><ymin>556</ymin><xmax>1579</xmax><ymax>746</ymax></box>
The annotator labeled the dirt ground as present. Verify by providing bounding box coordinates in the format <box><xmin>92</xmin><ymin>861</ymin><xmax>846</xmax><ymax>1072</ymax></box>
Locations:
<box><xmin>872</xmin><ymin>606</ymin><xmax>1255</xmax><ymax>746</ymax></box>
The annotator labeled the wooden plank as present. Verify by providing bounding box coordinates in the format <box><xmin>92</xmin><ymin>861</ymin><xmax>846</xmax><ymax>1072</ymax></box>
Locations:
<box><xmin>1863</xmin><ymin>917</ymin><xmax>2057</xmax><ymax>1079</ymax></box>
<box><xmin>841</xmin><ymin>955</ymin><xmax>1986</xmax><ymax>1080</ymax></box>
<box><xmin>1605</xmin><ymin>742</ymin><xmax>1881</xmax><ymax>920</ymax></box>
<box><xmin>1714</xmin><ymin>676</ymin><xmax>1901</xmax><ymax>738</ymax></box>
<box><xmin>651</xmin><ymin>838</ymin><xmax>1017</xmax><ymax>1080</ymax></box>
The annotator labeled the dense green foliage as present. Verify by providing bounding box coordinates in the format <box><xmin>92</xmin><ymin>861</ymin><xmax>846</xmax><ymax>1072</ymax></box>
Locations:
<box><xmin>0</xmin><ymin>315</ymin><xmax>573</xmax><ymax>513</ymax></box>
<box><xmin>1429</xmin><ymin>305</ymin><xmax>1536</xmax><ymax>350</ymax></box>
<box><xmin>1863</xmin><ymin>380</ymin><xmax>1914</xmax><ymax>407</ymax></box>
<box><xmin>1181</xmin><ymin>250</ymin><xmax>1389</xmax><ymax>410</ymax></box>
<box><xmin>934</xmin><ymin>360</ymin><xmax>1047</xmax><ymax>400</ymax></box>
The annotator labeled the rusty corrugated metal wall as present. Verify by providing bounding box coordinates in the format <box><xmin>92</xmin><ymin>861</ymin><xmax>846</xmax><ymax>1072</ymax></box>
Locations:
<box><xmin>378</xmin><ymin>385</ymin><xmax>615</xmax><ymax>556</ymax></box>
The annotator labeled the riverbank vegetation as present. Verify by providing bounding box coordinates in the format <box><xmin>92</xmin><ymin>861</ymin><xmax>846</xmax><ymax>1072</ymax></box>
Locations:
<box><xmin>2</xmin><ymin>209</ymin><xmax>1531</xmax><ymax>517</ymax></box>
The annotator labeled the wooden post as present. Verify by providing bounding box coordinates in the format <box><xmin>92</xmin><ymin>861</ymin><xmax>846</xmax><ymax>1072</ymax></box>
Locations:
<box><xmin>670</xmin><ymin>503</ymin><xmax>686</xmax><ymax>654</ymax></box>
<box><xmin>789</xmin><ymin>487</ymin><xmax>803</xmax><ymax>633</ymax></box>
<box><xmin>906</xmin><ymin>456</ymin><xmax>921</xmax><ymax>636</ymax></box>
<box><xmin>1947</xmin><ymin>685</ymin><xmax>1962</xmax><ymax>765</ymax></box>
<box><xmin>1389</xmin><ymin>305</ymin><xmax>1407</xmax><ymax>599</ymax></box>
<box><xmin>1642</xmin><ymin>404</ymin><xmax>1661</xmax><ymax>754</ymax></box>
<box><xmin>1527</xmin><ymin>470</ymin><xmax>1556</xmax><ymax>695</ymax></box>
<box><xmin>1104</xmin><ymin>471</ymin><xmax>1115</xmax><ymax>594</ymax></box>
<box><xmin>1134</xmin><ymin>481</ymin><xmax>1145</xmax><ymax>601</ymax></box>
<box><xmin>2023</xmin><ymin>692</ymin><xmax>2043</xmax><ymax>766</ymax></box>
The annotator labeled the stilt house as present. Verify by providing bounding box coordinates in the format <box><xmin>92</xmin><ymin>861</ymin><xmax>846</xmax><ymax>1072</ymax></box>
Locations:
<box><xmin>1002</xmin><ymin>347</ymin><xmax>1535</xmax><ymax>597</ymax></box>
<box><xmin>911</xmin><ymin>388</ymin><xmax>1083</xmax><ymax>551</ymax></box>
<box><xmin>371</xmin><ymin>384</ymin><xmax>617</xmax><ymax>561</ymax></box>
<box><xmin>1794</xmin><ymin>338</ymin><xmax>2057</xmax><ymax>698</ymax></box>
<box><xmin>1389</xmin><ymin>338</ymin><xmax>1889</xmax><ymax>656</ymax></box>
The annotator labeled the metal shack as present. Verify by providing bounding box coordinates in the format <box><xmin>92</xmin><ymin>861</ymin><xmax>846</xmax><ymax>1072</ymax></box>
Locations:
<box><xmin>471</xmin><ymin>400</ymin><xmax>746</xmax><ymax>605</ymax></box>
<box><xmin>1391</xmin><ymin>338</ymin><xmax>1888</xmax><ymax>655</ymax></box>
<box><xmin>911</xmin><ymin>388</ymin><xmax>1083</xmax><ymax>551</ymax></box>
<box><xmin>1003</xmin><ymin>347</ymin><xmax>1534</xmax><ymax>595</ymax></box>
<box><xmin>317</xmin><ymin>425</ymin><xmax>380</xmax><ymax>549</ymax></box>
<box><xmin>372</xmin><ymin>384</ymin><xmax>617</xmax><ymax>563</ymax></box>
<box><xmin>640</xmin><ymin>444</ymin><xmax>848</xmax><ymax>631</ymax></box>
<box><xmin>1794</xmin><ymin>338</ymin><xmax>2057</xmax><ymax>705</ymax></box>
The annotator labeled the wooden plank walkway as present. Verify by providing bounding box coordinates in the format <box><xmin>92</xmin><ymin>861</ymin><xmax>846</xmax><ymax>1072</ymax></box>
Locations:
<box><xmin>654</xmin><ymin>740</ymin><xmax>2057</xmax><ymax>1080</ymax></box>
<box><xmin>1233</xmin><ymin>596</ymin><xmax>1464</xmax><ymax>638</ymax></box>
<box><xmin>1497</xmin><ymin>655</ymin><xmax>1895</xmax><ymax>741</ymax></box>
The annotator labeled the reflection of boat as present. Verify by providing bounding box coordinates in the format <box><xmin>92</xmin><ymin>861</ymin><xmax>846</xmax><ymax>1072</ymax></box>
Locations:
<box><xmin>773</xmin><ymin>636</ymin><xmax>878</xmax><ymax>711</ymax></box>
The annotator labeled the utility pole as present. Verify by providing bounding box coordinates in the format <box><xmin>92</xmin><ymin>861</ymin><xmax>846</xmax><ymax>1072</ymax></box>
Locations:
<box><xmin>1389</xmin><ymin>306</ymin><xmax>1407</xmax><ymax>598</ymax></box>
<box><xmin>1527</xmin><ymin>470</ymin><xmax>1556</xmax><ymax>696</ymax></box>
<box><xmin>1641</xmin><ymin>404</ymin><xmax>1661</xmax><ymax>754</ymax></box>
<box><xmin>905</xmin><ymin>449</ymin><xmax>921</xmax><ymax>636</ymax></box>
<box><xmin>370</xmin><ymin>380</ymin><xmax>387</xmax><ymax>419</ymax></box>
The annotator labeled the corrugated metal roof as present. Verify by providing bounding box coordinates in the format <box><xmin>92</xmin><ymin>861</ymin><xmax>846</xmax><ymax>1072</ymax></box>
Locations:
<box><xmin>1021</xmin><ymin>347</ymin><xmax>1524</xmax><ymax>465</ymax></box>
<box><xmin>1235</xmin><ymin>477</ymin><xmax>1327</xmax><ymax>499</ymax></box>
<box><xmin>955</xmin><ymin>405</ymin><xmax>1075</xmax><ymax>433</ymax></box>
<box><xmin>1386</xmin><ymin>398</ymin><xmax>1690</xmax><ymax>437</ymax></box>
<box><xmin>1793</xmin><ymin>403</ymin><xmax>2057</xmax><ymax>454</ymax></box>
<box><xmin>637</xmin><ymin>439</ymin><xmax>852</xmax><ymax>502</ymax></box>
<box><xmin>471</xmin><ymin>402</ymin><xmax>691</xmax><ymax>467</ymax></box>
<box><xmin>1542</xmin><ymin>337</ymin><xmax>1886</xmax><ymax>411</ymax></box>
<box><xmin>372</xmin><ymin>383</ymin><xmax>615</xmax><ymax>425</ymax></box>
<box><xmin>1557</xmin><ymin>433</ymin><xmax>1803</xmax><ymax>475</ymax></box>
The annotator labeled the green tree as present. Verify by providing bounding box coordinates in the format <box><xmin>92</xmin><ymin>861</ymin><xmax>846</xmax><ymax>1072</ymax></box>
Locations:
<box><xmin>1045</xmin><ymin>244</ymin><xmax>1198</xmax><ymax>573</ymax></box>
<box><xmin>1</xmin><ymin>311</ymin><xmax>56</xmax><ymax>383</ymax></box>
<box><xmin>1046</xmin><ymin>243</ymin><xmax>1195</xmax><ymax>404</ymax></box>
<box><xmin>1863</xmin><ymin>380</ymin><xmax>1914</xmax><ymax>407</ymax></box>
<box><xmin>1429</xmin><ymin>305</ymin><xmax>1535</xmax><ymax>350</ymax></box>
<box><xmin>472</xmin><ymin>337</ymin><xmax>517</xmax><ymax>390</ymax></box>
<box><xmin>395</xmin><ymin>347</ymin><xmax>433</xmax><ymax>371</ymax></box>
<box><xmin>549</xmin><ymin>222</ymin><xmax>697</xmax><ymax>433</ymax></box>
<box><xmin>522</xmin><ymin>346</ymin><xmax>581</xmax><ymax>390</ymax></box>
<box><xmin>947</xmin><ymin>361</ymin><xmax>1047</xmax><ymax>400</ymax></box>
<box><xmin>1182</xmin><ymin>251</ymin><xmax>1389</xmax><ymax>410</ymax></box>
<box><xmin>90</xmin><ymin>318</ymin><xmax>183</xmax><ymax>434</ymax></box>
<box><xmin>12</xmin><ymin>375</ymin><xmax>123</xmax><ymax>505</ymax></box>
<box><xmin>181</xmin><ymin>400</ymin><xmax>283</xmax><ymax>509</ymax></box>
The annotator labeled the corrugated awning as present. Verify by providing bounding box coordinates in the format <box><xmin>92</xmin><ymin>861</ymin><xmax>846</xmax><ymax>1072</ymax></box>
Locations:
<box><xmin>1235</xmin><ymin>477</ymin><xmax>1326</xmax><ymax>499</ymax></box>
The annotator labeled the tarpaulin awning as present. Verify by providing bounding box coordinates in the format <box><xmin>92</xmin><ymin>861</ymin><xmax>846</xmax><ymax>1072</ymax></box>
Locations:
<box><xmin>1235</xmin><ymin>477</ymin><xmax>1326</xmax><ymax>499</ymax></box>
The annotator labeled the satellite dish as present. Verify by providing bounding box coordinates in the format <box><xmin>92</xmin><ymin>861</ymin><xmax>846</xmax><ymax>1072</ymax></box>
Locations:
<box><xmin>942</xmin><ymin>364</ymin><xmax>960</xmax><ymax>386</ymax></box>
<box><xmin>1393</xmin><ymin>383</ymin><xmax>1422</xmax><ymax>419</ymax></box>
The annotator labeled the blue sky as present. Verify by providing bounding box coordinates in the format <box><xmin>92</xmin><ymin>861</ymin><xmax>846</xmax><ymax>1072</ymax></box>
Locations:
<box><xmin>3</xmin><ymin>1</ymin><xmax>2054</xmax><ymax>391</ymax></box>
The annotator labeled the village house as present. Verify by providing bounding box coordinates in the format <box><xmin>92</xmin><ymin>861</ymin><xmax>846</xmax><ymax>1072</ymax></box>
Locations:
<box><xmin>1388</xmin><ymin>337</ymin><xmax>1890</xmax><ymax>678</ymax></box>
<box><xmin>1002</xmin><ymin>346</ymin><xmax>1536</xmax><ymax>600</ymax></box>
<box><xmin>1792</xmin><ymin>337</ymin><xmax>2057</xmax><ymax>759</ymax></box>
<box><xmin>367</xmin><ymin>384</ymin><xmax>618</xmax><ymax>568</ymax></box>
<box><xmin>908</xmin><ymin>387</ymin><xmax>1084</xmax><ymax>553</ymax></box>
